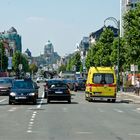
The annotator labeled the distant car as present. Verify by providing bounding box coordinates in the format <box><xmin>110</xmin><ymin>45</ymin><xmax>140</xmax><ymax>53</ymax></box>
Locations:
<box><xmin>76</xmin><ymin>79</ymin><xmax>86</xmax><ymax>91</ymax></box>
<box><xmin>9</xmin><ymin>79</ymin><xmax>40</xmax><ymax>105</ymax></box>
<box><xmin>63</xmin><ymin>79</ymin><xmax>76</xmax><ymax>90</ymax></box>
<box><xmin>44</xmin><ymin>79</ymin><xmax>71</xmax><ymax>103</ymax></box>
<box><xmin>36</xmin><ymin>77</ymin><xmax>46</xmax><ymax>83</ymax></box>
<box><xmin>0</xmin><ymin>77</ymin><xmax>13</xmax><ymax>95</ymax></box>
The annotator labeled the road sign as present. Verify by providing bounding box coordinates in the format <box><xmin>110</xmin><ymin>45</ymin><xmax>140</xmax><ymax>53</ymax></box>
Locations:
<box><xmin>131</xmin><ymin>64</ymin><xmax>138</xmax><ymax>72</ymax></box>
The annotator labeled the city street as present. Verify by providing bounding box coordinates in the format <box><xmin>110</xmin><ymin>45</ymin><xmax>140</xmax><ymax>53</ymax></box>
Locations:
<box><xmin>0</xmin><ymin>83</ymin><xmax>140</xmax><ymax>140</ymax></box>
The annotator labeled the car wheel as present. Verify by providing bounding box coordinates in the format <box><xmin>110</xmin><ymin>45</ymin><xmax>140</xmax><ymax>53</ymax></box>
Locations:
<box><xmin>47</xmin><ymin>98</ymin><xmax>50</xmax><ymax>103</ymax></box>
<box><xmin>112</xmin><ymin>99</ymin><xmax>116</xmax><ymax>103</ymax></box>
<box><xmin>85</xmin><ymin>94</ymin><xmax>88</xmax><ymax>100</ymax></box>
<box><xmin>33</xmin><ymin>100</ymin><xmax>37</xmax><ymax>105</ymax></box>
<box><xmin>68</xmin><ymin>98</ymin><xmax>71</xmax><ymax>103</ymax></box>
<box><xmin>44</xmin><ymin>93</ymin><xmax>47</xmax><ymax>98</ymax></box>
<box><xmin>9</xmin><ymin>100</ymin><xmax>12</xmax><ymax>105</ymax></box>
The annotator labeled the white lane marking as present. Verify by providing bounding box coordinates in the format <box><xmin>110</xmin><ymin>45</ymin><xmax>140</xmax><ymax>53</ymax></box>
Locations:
<box><xmin>29</xmin><ymin>122</ymin><xmax>34</xmax><ymax>125</ymax></box>
<box><xmin>33</xmin><ymin>111</ymin><xmax>37</xmax><ymax>114</ymax></box>
<box><xmin>32</xmin><ymin>113</ymin><xmax>36</xmax><ymax>116</ymax></box>
<box><xmin>129</xmin><ymin>133</ymin><xmax>140</xmax><ymax>136</ymax></box>
<box><xmin>8</xmin><ymin>107</ymin><xmax>17</xmax><ymax>112</ymax></box>
<box><xmin>114</xmin><ymin>109</ymin><xmax>124</xmax><ymax>113</ymax></box>
<box><xmin>31</xmin><ymin>115</ymin><xmax>35</xmax><ymax>119</ymax></box>
<box><xmin>0</xmin><ymin>99</ymin><xmax>7</xmax><ymax>103</ymax></box>
<box><xmin>62</xmin><ymin>107</ymin><xmax>68</xmax><ymax>112</ymax></box>
<box><xmin>76</xmin><ymin>131</ymin><xmax>92</xmax><ymax>134</ymax></box>
<box><xmin>133</xmin><ymin>108</ymin><xmax>140</xmax><ymax>113</ymax></box>
<box><xmin>37</xmin><ymin>92</ymin><xmax>44</xmax><ymax>109</ymax></box>
<box><xmin>27</xmin><ymin>130</ymin><xmax>32</xmax><ymax>133</ymax></box>
<box><xmin>30</xmin><ymin>118</ymin><xmax>34</xmax><ymax>121</ymax></box>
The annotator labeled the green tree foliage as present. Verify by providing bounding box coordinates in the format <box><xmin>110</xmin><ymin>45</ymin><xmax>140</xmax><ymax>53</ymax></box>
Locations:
<box><xmin>110</xmin><ymin>38</ymin><xmax>126</xmax><ymax>71</ymax></box>
<box><xmin>66</xmin><ymin>57</ymin><xmax>73</xmax><ymax>71</ymax></box>
<box><xmin>0</xmin><ymin>42</ymin><xmax>8</xmax><ymax>71</ymax></box>
<box><xmin>72</xmin><ymin>52</ymin><xmax>82</xmax><ymax>72</ymax></box>
<box><xmin>12</xmin><ymin>51</ymin><xmax>29</xmax><ymax>73</ymax></box>
<box><xmin>123</xmin><ymin>3</ymin><xmax>140</xmax><ymax>69</ymax></box>
<box><xmin>97</xmin><ymin>28</ymin><xmax>114</xmax><ymax>66</ymax></box>
<box><xmin>29</xmin><ymin>63</ymin><xmax>38</xmax><ymax>74</ymax></box>
<box><xmin>86</xmin><ymin>28</ymin><xmax>115</xmax><ymax>69</ymax></box>
<box><xmin>85</xmin><ymin>44</ymin><xmax>97</xmax><ymax>70</ymax></box>
<box><xmin>58</xmin><ymin>64</ymin><xmax>66</xmax><ymax>73</ymax></box>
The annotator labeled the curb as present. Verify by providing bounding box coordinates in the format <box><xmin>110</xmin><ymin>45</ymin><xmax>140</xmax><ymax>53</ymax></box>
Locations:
<box><xmin>119</xmin><ymin>92</ymin><xmax>140</xmax><ymax>104</ymax></box>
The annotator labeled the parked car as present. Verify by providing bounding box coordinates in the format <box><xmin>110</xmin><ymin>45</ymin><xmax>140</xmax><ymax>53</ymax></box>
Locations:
<box><xmin>0</xmin><ymin>77</ymin><xmax>14</xmax><ymax>95</ymax></box>
<box><xmin>44</xmin><ymin>79</ymin><xmax>71</xmax><ymax>103</ymax></box>
<box><xmin>9</xmin><ymin>78</ymin><xmax>40</xmax><ymax>104</ymax></box>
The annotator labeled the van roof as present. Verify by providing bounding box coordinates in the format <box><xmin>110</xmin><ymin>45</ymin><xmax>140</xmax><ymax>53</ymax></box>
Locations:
<box><xmin>90</xmin><ymin>67</ymin><xmax>114</xmax><ymax>71</ymax></box>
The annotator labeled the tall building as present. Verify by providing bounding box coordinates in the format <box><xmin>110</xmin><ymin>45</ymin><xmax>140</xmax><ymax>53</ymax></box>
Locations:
<box><xmin>120</xmin><ymin>0</ymin><xmax>140</xmax><ymax>36</ymax></box>
<box><xmin>44</xmin><ymin>40</ymin><xmax>60</xmax><ymax>65</ymax></box>
<box><xmin>0</xmin><ymin>27</ymin><xmax>22</xmax><ymax>53</ymax></box>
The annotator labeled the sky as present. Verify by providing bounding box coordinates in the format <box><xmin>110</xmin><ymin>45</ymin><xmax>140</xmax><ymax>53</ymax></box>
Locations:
<box><xmin>0</xmin><ymin>0</ymin><xmax>120</xmax><ymax>57</ymax></box>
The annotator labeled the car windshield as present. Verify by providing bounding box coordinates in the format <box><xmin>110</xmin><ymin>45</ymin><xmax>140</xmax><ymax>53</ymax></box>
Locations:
<box><xmin>13</xmin><ymin>81</ymin><xmax>34</xmax><ymax>89</ymax></box>
<box><xmin>0</xmin><ymin>80</ymin><xmax>11</xmax><ymax>84</ymax></box>
<box><xmin>93</xmin><ymin>73</ymin><xmax>114</xmax><ymax>84</ymax></box>
<box><xmin>47</xmin><ymin>81</ymin><xmax>68</xmax><ymax>88</ymax></box>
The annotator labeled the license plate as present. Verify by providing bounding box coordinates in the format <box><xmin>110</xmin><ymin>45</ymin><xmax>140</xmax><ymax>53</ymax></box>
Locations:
<box><xmin>55</xmin><ymin>91</ymin><xmax>63</xmax><ymax>94</ymax></box>
<box><xmin>15</xmin><ymin>97</ymin><xmax>26</xmax><ymax>99</ymax></box>
<box><xmin>0</xmin><ymin>90</ymin><xmax>7</xmax><ymax>91</ymax></box>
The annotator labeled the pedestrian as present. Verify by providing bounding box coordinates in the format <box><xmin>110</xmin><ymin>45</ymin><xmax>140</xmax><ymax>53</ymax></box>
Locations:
<box><xmin>135</xmin><ymin>78</ymin><xmax>140</xmax><ymax>96</ymax></box>
<box><xmin>74</xmin><ymin>81</ymin><xmax>78</xmax><ymax>92</ymax></box>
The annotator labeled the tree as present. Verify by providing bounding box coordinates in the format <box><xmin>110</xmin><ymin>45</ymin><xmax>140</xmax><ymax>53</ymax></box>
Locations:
<box><xmin>123</xmin><ymin>3</ymin><xmax>140</xmax><ymax>69</ymax></box>
<box><xmin>58</xmin><ymin>64</ymin><xmax>66</xmax><ymax>73</ymax></box>
<box><xmin>96</xmin><ymin>28</ymin><xmax>114</xmax><ymax>66</ymax></box>
<box><xmin>12</xmin><ymin>51</ymin><xmax>29</xmax><ymax>76</ymax></box>
<box><xmin>29</xmin><ymin>63</ymin><xmax>38</xmax><ymax>74</ymax></box>
<box><xmin>0</xmin><ymin>42</ymin><xmax>8</xmax><ymax>71</ymax></box>
<box><xmin>86</xmin><ymin>28</ymin><xmax>115</xmax><ymax>69</ymax></box>
<box><xmin>85</xmin><ymin>44</ymin><xmax>97</xmax><ymax>70</ymax></box>
<box><xmin>72</xmin><ymin>52</ymin><xmax>82</xmax><ymax>72</ymax></box>
<box><xmin>110</xmin><ymin>37</ymin><xmax>126</xmax><ymax>71</ymax></box>
<box><xmin>66</xmin><ymin>57</ymin><xmax>73</xmax><ymax>71</ymax></box>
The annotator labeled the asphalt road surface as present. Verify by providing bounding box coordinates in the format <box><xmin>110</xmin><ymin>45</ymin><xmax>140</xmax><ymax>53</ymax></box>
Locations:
<box><xmin>0</xmin><ymin>83</ymin><xmax>140</xmax><ymax>140</ymax></box>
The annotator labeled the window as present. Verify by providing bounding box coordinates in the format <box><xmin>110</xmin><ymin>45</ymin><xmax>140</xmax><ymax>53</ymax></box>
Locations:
<box><xmin>93</xmin><ymin>73</ymin><xmax>114</xmax><ymax>84</ymax></box>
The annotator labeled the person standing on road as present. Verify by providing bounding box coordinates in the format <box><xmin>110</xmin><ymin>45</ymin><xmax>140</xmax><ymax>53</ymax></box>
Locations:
<box><xmin>135</xmin><ymin>78</ymin><xmax>140</xmax><ymax>95</ymax></box>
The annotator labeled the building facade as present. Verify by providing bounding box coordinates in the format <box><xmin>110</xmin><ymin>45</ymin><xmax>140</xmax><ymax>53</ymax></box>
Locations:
<box><xmin>0</xmin><ymin>27</ymin><xmax>22</xmax><ymax>54</ymax></box>
<box><xmin>89</xmin><ymin>26</ymin><xmax>118</xmax><ymax>44</ymax></box>
<box><xmin>120</xmin><ymin>0</ymin><xmax>140</xmax><ymax>36</ymax></box>
<box><xmin>44</xmin><ymin>40</ymin><xmax>60</xmax><ymax>66</ymax></box>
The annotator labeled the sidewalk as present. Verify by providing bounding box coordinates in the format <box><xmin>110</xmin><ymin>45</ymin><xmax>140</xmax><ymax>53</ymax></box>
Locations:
<box><xmin>118</xmin><ymin>91</ymin><xmax>140</xmax><ymax>104</ymax></box>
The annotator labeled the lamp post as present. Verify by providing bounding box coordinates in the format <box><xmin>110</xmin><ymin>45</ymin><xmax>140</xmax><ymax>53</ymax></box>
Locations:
<box><xmin>104</xmin><ymin>17</ymin><xmax>120</xmax><ymax>91</ymax></box>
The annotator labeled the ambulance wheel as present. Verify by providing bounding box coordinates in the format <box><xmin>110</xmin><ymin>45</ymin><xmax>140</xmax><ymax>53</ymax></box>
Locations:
<box><xmin>112</xmin><ymin>99</ymin><xmax>116</xmax><ymax>103</ymax></box>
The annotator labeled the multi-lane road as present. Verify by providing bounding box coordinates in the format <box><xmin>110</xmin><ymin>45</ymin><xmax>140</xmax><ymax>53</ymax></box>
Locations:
<box><xmin>0</xmin><ymin>83</ymin><xmax>140</xmax><ymax>140</ymax></box>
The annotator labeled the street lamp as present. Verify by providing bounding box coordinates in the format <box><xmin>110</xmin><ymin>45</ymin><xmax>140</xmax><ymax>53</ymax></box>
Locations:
<box><xmin>104</xmin><ymin>17</ymin><xmax>120</xmax><ymax>91</ymax></box>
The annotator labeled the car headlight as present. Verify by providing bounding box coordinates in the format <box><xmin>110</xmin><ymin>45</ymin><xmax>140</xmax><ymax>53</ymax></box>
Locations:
<box><xmin>10</xmin><ymin>92</ymin><xmax>16</xmax><ymax>96</ymax></box>
<box><xmin>29</xmin><ymin>93</ymin><xmax>35</xmax><ymax>96</ymax></box>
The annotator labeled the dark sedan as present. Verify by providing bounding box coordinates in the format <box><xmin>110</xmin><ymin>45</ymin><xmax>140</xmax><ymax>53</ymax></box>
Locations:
<box><xmin>9</xmin><ymin>79</ymin><xmax>39</xmax><ymax>105</ymax></box>
<box><xmin>44</xmin><ymin>79</ymin><xmax>71</xmax><ymax>103</ymax></box>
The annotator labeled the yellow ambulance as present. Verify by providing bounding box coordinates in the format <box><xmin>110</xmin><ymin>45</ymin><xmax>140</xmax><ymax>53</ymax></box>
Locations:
<box><xmin>85</xmin><ymin>67</ymin><xmax>117</xmax><ymax>102</ymax></box>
